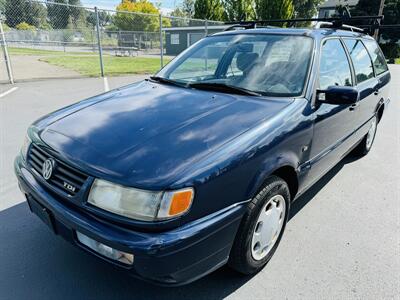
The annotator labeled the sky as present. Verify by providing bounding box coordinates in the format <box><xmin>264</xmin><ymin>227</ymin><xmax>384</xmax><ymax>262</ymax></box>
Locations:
<box><xmin>81</xmin><ymin>0</ymin><xmax>182</xmax><ymax>12</ymax></box>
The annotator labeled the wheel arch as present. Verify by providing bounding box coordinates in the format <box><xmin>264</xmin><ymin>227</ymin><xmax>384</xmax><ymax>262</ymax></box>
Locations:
<box><xmin>247</xmin><ymin>157</ymin><xmax>299</xmax><ymax>202</ymax></box>
<box><xmin>271</xmin><ymin>166</ymin><xmax>299</xmax><ymax>200</ymax></box>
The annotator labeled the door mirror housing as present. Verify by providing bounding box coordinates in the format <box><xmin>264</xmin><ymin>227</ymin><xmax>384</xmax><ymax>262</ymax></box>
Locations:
<box><xmin>317</xmin><ymin>86</ymin><xmax>359</xmax><ymax>105</ymax></box>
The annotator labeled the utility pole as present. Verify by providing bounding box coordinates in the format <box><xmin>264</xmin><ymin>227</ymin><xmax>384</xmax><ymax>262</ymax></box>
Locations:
<box><xmin>374</xmin><ymin>0</ymin><xmax>385</xmax><ymax>40</ymax></box>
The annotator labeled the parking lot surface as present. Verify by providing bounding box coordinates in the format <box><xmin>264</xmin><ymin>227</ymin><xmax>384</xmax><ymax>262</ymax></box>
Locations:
<box><xmin>0</xmin><ymin>67</ymin><xmax>399</xmax><ymax>299</ymax></box>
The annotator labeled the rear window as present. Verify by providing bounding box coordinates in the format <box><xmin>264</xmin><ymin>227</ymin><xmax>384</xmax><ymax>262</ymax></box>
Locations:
<box><xmin>363</xmin><ymin>40</ymin><xmax>388</xmax><ymax>75</ymax></box>
<box><xmin>344</xmin><ymin>39</ymin><xmax>374</xmax><ymax>84</ymax></box>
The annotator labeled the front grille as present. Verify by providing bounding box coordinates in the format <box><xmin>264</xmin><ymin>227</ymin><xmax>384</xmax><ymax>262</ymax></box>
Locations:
<box><xmin>28</xmin><ymin>144</ymin><xmax>88</xmax><ymax>196</ymax></box>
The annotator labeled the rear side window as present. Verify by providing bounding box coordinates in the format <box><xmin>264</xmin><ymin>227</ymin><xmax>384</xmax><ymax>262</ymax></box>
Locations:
<box><xmin>344</xmin><ymin>39</ymin><xmax>374</xmax><ymax>84</ymax></box>
<box><xmin>363</xmin><ymin>40</ymin><xmax>388</xmax><ymax>75</ymax></box>
<box><xmin>319</xmin><ymin>39</ymin><xmax>353</xmax><ymax>90</ymax></box>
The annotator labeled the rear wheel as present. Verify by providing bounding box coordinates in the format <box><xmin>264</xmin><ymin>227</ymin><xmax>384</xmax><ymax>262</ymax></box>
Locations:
<box><xmin>228</xmin><ymin>176</ymin><xmax>290</xmax><ymax>274</ymax></box>
<box><xmin>352</xmin><ymin>115</ymin><xmax>378</xmax><ymax>156</ymax></box>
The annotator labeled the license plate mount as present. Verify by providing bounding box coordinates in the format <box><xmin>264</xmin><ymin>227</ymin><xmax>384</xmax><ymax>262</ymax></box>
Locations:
<box><xmin>27</xmin><ymin>195</ymin><xmax>56</xmax><ymax>234</ymax></box>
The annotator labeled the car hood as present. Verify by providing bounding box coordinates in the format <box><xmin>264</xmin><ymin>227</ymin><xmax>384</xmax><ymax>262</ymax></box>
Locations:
<box><xmin>37</xmin><ymin>80</ymin><xmax>293</xmax><ymax>188</ymax></box>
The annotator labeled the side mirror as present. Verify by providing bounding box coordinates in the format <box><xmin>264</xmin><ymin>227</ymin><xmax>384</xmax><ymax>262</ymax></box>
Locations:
<box><xmin>317</xmin><ymin>86</ymin><xmax>359</xmax><ymax>105</ymax></box>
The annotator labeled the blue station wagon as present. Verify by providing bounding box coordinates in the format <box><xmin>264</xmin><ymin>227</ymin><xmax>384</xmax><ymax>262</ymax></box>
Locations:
<box><xmin>15</xmin><ymin>24</ymin><xmax>390</xmax><ymax>285</ymax></box>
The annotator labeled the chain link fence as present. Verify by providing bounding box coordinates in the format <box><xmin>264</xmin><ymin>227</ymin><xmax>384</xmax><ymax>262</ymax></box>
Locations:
<box><xmin>0</xmin><ymin>0</ymin><xmax>225</xmax><ymax>83</ymax></box>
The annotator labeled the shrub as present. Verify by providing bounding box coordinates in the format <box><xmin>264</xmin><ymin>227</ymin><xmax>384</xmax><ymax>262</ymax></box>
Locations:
<box><xmin>16</xmin><ymin>22</ymin><xmax>36</xmax><ymax>31</ymax></box>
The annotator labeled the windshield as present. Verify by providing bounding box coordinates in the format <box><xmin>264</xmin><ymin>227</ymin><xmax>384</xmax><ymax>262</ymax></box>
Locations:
<box><xmin>156</xmin><ymin>34</ymin><xmax>314</xmax><ymax>97</ymax></box>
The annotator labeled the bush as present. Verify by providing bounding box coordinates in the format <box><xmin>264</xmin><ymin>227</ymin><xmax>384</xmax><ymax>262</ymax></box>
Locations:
<box><xmin>16</xmin><ymin>22</ymin><xmax>36</xmax><ymax>31</ymax></box>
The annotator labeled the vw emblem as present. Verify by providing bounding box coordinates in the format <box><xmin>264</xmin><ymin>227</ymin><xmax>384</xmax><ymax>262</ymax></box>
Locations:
<box><xmin>42</xmin><ymin>158</ymin><xmax>55</xmax><ymax>180</ymax></box>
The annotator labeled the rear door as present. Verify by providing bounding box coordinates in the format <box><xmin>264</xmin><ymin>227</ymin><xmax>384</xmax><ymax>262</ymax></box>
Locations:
<box><xmin>362</xmin><ymin>39</ymin><xmax>391</xmax><ymax>111</ymax></box>
<box><xmin>342</xmin><ymin>38</ymin><xmax>379</xmax><ymax>129</ymax></box>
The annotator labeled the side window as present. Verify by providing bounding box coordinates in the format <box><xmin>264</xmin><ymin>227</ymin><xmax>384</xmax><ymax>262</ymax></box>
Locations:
<box><xmin>344</xmin><ymin>39</ymin><xmax>374</xmax><ymax>83</ymax></box>
<box><xmin>319</xmin><ymin>39</ymin><xmax>353</xmax><ymax>90</ymax></box>
<box><xmin>363</xmin><ymin>40</ymin><xmax>388</xmax><ymax>75</ymax></box>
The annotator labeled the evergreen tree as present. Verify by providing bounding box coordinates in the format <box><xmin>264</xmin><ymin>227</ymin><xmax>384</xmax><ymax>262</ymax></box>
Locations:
<box><xmin>224</xmin><ymin>0</ymin><xmax>254</xmax><ymax>21</ymax></box>
<box><xmin>254</xmin><ymin>0</ymin><xmax>294</xmax><ymax>20</ymax></box>
<box><xmin>5</xmin><ymin>0</ymin><xmax>47</xmax><ymax>28</ymax></box>
<box><xmin>47</xmin><ymin>0</ymin><xmax>85</xmax><ymax>29</ymax></box>
<box><xmin>193</xmin><ymin>0</ymin><xmax>225</xmax><ymax>21</ymax></box>
<box><xmin>182</xmin><ymin>0</ymin><xmax>195</xmax><ymax>18</ymax></box>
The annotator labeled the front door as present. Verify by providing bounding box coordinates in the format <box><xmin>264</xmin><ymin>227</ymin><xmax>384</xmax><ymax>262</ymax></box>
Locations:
<box><xmin>307</xmin><ymin>38</ymin><xmax>358</xmax><ymax>184</ymax></box>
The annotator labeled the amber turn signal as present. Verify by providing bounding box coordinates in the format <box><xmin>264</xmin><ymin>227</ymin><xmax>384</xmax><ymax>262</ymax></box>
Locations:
<box><xmin>169</xmin><ymin>189</ymin><xmax>194</xmax><ymax>216</ymax></box>
<box><xmin>157</xmin><ymin>188</ymin><xmax>194</xmax><ymax>219</ymax></box>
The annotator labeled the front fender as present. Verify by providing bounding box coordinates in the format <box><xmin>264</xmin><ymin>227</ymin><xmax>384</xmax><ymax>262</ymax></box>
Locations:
<box><xmin>246</xmin><ymin>152</ymin><xmax>299</xmax><ymax>199</ymax></box>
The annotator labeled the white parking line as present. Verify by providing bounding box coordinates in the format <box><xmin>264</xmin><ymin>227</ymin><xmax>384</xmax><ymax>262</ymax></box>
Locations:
<box><xmin>0</xmin><ymin>86</ymin><xmax>18</xmax><ymax>99</ymax></box>
<box><xmin>103</xmin><ymin>77</ymin><xmax>110</xmax><ymax>92</ymax></box>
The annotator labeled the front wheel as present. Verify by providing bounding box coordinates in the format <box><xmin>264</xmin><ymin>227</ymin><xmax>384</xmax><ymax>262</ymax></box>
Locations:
<box><xmin>352</xmin><ymin>115</ymin><xmax>378</xmax><ymax>157</ymax></box>
<box><xmin>228</xmin><ymin>176</ymin><xmax>290</xmax><ymax>274</ymax></box>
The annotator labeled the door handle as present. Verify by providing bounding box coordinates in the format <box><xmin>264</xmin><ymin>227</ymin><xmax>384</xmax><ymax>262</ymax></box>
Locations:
<box><xmin>349</xmin><ymin>102</ymin><xmax>359</xmax><ymax>111</ymax></box>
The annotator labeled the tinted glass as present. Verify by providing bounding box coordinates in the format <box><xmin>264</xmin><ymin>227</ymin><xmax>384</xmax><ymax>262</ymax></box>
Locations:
<box><xmin>344</xmin><ymin>39</ymin><xmax>374</xmax><ymax>83</ymax></box>
<box><xmin>319</xmin><ymin>39</ymin><xmax>353</xmax><ymax>90</ymax></box>
<box><xmin>363</xmin><ymin>40</ymin><xmax>388</xmax><ymax>75</ymax></box>
<box><xmin>158</xmin><ymin>34</ymin><xmax>314</xmax><ymax>97</ymax></box>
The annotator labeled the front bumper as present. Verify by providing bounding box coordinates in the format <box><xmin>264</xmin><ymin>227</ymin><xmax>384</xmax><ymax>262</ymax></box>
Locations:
<box><xmin>14</xmin><ymin>156</ymin><xmax>245</xmax><ymax>286</ymax></box>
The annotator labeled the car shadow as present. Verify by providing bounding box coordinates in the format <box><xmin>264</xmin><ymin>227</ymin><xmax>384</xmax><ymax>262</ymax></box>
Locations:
<box><xmin>289</xmin><ymin>154</ymin><xmax>359</xmax><ymax>220</ymax></box>
<box><xmin>0</xmin><ymin>156</ymin><xmax>359</xmax><ymax>299</ymax></box>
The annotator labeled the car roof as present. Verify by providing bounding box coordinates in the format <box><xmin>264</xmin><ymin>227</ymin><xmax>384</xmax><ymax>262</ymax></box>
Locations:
<box><xmin>212</xmin><ymin>27</ymin><xmax>375</xmax><ymax>40</ymax></box>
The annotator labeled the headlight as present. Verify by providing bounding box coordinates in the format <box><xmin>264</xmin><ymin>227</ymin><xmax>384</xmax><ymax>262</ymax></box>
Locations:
<box><xmin>21</xmin><ymin>135</ymin><xmax>31</xmax><ymax>160</ymax></box>
<box><xmin>88</xmin><ymin>179</ymin><xmax>194</xmax><ymax>221</ymax></box>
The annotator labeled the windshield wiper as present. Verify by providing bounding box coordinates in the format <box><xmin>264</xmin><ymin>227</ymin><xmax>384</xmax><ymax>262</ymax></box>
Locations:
<box><xmin>148</xmin><ymin>76</ymin><xmax>186</xmax><ymax>88</ymax></box>
<box><xmin>188</xmin><ymin>82</ymin><xmax>262</xmax><ymax>96</ymax></box>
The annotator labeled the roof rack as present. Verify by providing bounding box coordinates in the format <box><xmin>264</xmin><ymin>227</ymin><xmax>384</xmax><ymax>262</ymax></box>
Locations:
<box><xmin>224</xmin><ymin>15</ymin><xmax>384</xmax><ymax>34</ymax></box>
<box><xmin>314</xmin><ymin>22</ymin><xmax>364</xmax><ymax>33</ymax></box>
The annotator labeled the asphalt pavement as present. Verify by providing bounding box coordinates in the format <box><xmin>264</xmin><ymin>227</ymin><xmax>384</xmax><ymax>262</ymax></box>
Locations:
<box><xmin>0</xmin><ymin>67</ymin><xmax>399</xmax><ymax>299</ymax></box>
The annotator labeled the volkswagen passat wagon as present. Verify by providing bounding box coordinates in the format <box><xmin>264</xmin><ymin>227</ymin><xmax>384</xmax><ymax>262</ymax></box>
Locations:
<box><xmin>15</xmin><ymin>27</ymin><xmax>390</xmax><ymax>285</ymax></box>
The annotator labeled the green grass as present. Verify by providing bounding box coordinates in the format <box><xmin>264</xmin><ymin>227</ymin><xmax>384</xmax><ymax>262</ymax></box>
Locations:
<box><xmin>396</xmin><ymin>58</ymin><xmax>400</xmax><ymax>64</ymax></box>
<box><xmin>40</xmin><ymin>55</ymin><xmax>170</xmax><ymax>76</ymax></box>
<box><xmin>8</xmin><ymin>47</ymin><xmax>95</xmax><ymax>56</ymax></box>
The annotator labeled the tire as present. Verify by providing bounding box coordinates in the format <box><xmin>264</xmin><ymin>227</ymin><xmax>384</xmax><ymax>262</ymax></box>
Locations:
<box><xmin>352</xmin><ymin>115</ymin><xmax>378</xmax><ymax>157</ymax></box>
<box><xmin>228</xmin><ymin>175</ymin><xmax>290</xmax><ymax>275</ymax></box>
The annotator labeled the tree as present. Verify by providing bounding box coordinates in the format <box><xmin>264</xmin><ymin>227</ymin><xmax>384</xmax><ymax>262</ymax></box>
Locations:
<box><xmin>25</xmin><ymin>1</ymin><xmax>47</xmax><ymax>28</ymax></box>
<box><xmin>350</xmin><ymin>0</ymin><xmax>400</xmax><ymax>59</ymax></box>
<box><xmin>5</xmin><ymin>0</ymin><xmax>47</xmax><ymax>28</ymax></box>
<box><xmin>170</xmin><ymin>7</ymin><xmax>190</xmax><ymax>26</ymax></box>
<box><xmin>68</xmin><ymin>0</ymin><xmax>86</xmax><ymax>28</ymax></box>
<box><xmin>379</xmin><ymin>0</ymin><xmax>400</xmax><ymax>60</ymax></box>
<box><xmin>47</xmin><ymin>0</ymin><xmax>86</xmax><ymax>29</ymax></box>
<box><xmin>350</xmin><ymin>0</ymin><xmax>380</xmax><ymax>16</ymax></box>
<box><xmin>254</xmin><ymin>0</ymin><xmax>294</xmax><ymax>20</ymax></box>
<box><xmin>5</xmin><ymin>0</ymin><xmax>25</xmax><ymax>27</ymax></box>
<box><xmin>182</xmin><ymin>0</ymin><xmax>195</xmax><ymax>18</ymax></box>
<box><xmin>351</xmin><ymin>0</ymin><xmax>399</xmax><ymax>25</ymax></box>
<box><xmin>0</xmin><ymin>0</ymin><xmax>6</xmax><ymax>12</ymax></box>
<box><xmin>114</xmin><ymin>0</ymin><xmax>170</xmax><ymax>31</ymax></box>
<box><xmin>293</xmin><ymin>0</ymin><xmax>323</xmax><ymax>23</ymax></box>
<box><xmin>86</xmin><ymin>10</ymin><xmax>112</xmax><ymax>28</ymax></box>
<box><xmin>47</xmin><ymin>0</ymin><xmax>69</xmax><ymax>29</ymax></box>
<box><xmin>224</xmin><ymin>0</ymin><xmax>254</xmax><ymax>21</ymax></box>
<box><xmin>193</xmin><ymin>0</ymin><xmax>224</xmax><ymax>20</ymax></box>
